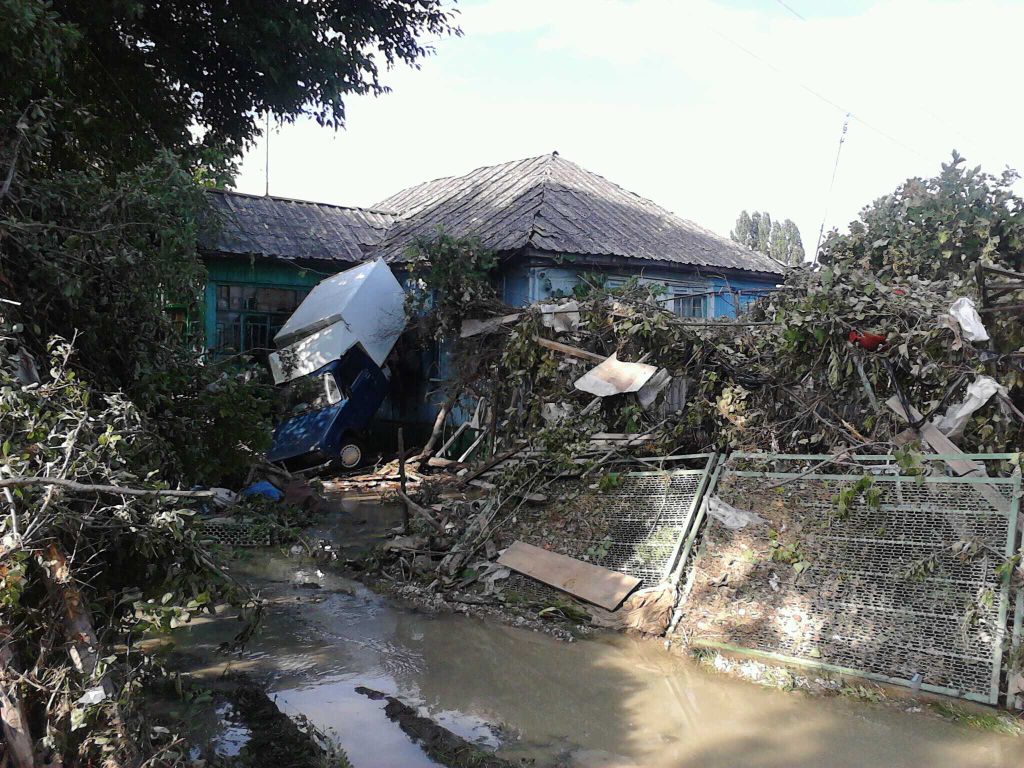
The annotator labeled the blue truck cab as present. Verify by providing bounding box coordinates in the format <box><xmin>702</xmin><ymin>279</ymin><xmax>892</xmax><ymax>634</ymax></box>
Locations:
<box><xmin>267</xmin><ymin>347</ymin><xmax>389</xmax><ymax>470</ymax></box>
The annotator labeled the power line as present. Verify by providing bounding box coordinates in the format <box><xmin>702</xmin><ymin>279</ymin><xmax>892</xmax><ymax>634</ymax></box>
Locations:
<box><xmin>767</xmin><ymin>0</ymin><xmax>990</xmax><ymax>160</ymax></box>
<box><xmin>774</xmin><ymin>0</ymin><xmax>806</xmax><ymax>21</ymax></box>
<box><xmin>704</xmin><ymin>24</ymin><xmax>927</xmax><ymax>161</ymax></box>
<box><xmin>814</xmin><ymin>113</ymin><xmax>850</xmax><ymax>264</ymax></box>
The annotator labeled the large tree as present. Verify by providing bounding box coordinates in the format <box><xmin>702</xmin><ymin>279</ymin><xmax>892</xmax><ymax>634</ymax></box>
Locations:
<box><xmin>2</xmin><ymin>0</ymin><xmax>458</xmax><ymax>406</ymax></box>
<box><xmin>0</xmin><ymin>2</ymin><xmax>458</xmax><ymax>764</ymax></box>
<box><xmin>4</xmin><ymin>0</ymin><xmax>458</xmax><ymax>174</ymax></box>
<box><xmin>730</xmin><ymin>209</ymin><xmax>805</xmax><ymax>265</ymax></box>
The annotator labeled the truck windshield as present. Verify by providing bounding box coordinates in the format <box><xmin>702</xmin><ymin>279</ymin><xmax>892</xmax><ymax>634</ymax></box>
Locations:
<box><xmin>286</xmin><ymin>372</ymin><xmax>346</xmax><ymax>414</ymax></box>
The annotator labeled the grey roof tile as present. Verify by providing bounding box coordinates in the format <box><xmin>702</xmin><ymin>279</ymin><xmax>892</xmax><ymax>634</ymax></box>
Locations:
<box><xmin>203</xmin><ymin>154</ymin><xmax>783</xmax><ymax>277</ymax></box>
<box><xmin>374</xmin><ymin>153</ymin><xmax>784</xmax><ymax>275</ymax></box>
<box><xmin>202</xmin><ymin>189</ymin><xmax>395</xmax><ymax>262</ymax></box>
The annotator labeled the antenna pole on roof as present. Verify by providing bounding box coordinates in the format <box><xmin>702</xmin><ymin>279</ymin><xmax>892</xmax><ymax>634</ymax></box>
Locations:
<box><xmin>264</xmin><ymin>111</ymin><xmax>270</xmax><ymax>197</ymax></box>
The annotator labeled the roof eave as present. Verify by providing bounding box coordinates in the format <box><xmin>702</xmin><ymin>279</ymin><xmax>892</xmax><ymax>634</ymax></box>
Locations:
<box><xmin>516</xmin><ymin>247</ymin><xmax>784</xmax><ymax>280</ymax></box>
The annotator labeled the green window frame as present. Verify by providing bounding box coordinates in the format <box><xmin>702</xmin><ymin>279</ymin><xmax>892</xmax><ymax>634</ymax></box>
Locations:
<box><xmin>213</xmin><ymin>283</ymin><xmax>310</xmax><ymax>354</ymax></box>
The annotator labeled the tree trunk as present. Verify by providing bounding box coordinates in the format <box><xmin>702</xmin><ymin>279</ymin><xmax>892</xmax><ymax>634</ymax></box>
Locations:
<box><xmin>38</xmin><ymin>544</ymin><xmax>137</xmax><ymax>767</ymax></box>
<box><xmin>0</xmin><ymin>625</ymin><xmax>35</xmax><ymax>768</ymax></box>
<box><xmin>416</xmin><ymin>388</ymin><xmax>460</xmax><ymax>470</ymax></box>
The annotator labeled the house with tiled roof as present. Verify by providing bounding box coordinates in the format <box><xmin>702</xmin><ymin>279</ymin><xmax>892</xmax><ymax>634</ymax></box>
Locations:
<box><xmin>200</xmin><ymin>152</ymin><xmax>784</xmax><ymax>355</ymax></box>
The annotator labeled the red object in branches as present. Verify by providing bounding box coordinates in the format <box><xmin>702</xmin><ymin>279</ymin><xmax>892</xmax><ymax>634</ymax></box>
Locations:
<box><xmin>847</xmin><ymin>330</ymin><xmax>887</xmax><ymax>351</ymax></box>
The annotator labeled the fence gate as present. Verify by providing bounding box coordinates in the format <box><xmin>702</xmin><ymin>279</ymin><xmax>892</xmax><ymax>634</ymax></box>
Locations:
<box><xmin>683</xmin><ymin>453</ymin><xmax>1021</xmax><ymax>706</ymax></box>
<box><xmin>508</xmin><ymin>454</ymin><xmax>718</xmax><ymax>603</ymax></box>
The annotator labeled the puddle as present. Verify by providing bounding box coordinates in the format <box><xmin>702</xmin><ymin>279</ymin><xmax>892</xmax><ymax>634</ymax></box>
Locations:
<box><xmin>169</xmin><ymin>499</ymin><xmax>1022</xmax><ymax>768</ymax></box>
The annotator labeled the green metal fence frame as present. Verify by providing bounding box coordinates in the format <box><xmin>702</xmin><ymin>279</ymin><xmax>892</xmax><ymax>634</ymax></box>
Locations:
<box><xmin>692</xmin><ymin>453</ymin><xmax>1021</xmax><ymax>706</ymax></box>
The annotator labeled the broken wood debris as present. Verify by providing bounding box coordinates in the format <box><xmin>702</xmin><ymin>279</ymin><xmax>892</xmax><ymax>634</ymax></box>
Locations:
<box><xmin>533</xmin><ymin>335</ymin><xmax>606</xmax><ymax>364</ymax></box>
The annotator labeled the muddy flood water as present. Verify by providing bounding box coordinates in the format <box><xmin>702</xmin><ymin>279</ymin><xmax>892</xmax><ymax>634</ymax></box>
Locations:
<box><xmin>168</xmin><ymin>499</ymin><xmax>1022</xmax><ymax>768</ymax></box>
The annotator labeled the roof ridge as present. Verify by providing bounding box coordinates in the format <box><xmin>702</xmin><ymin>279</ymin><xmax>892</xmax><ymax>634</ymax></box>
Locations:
<box><xmin>208</xmin><ymin>187</ymin><xmax>397</xmax><ymax>216</ymax></box>
<box><xmin>523</xmin><ymin>151</ymin><xmax>560</xmax><ymax>247</ymax></box>
<box><xmin>528</xmin><ymin>155</ymin><xmax>778</xmax><ymax>272</ymax></box>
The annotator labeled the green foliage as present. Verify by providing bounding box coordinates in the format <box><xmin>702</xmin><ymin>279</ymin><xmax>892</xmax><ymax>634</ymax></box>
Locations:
<box><xmin>928</xmin><ymin>702</ymin><xmax>1023</xmax><ymax>735</ymax></box>
<box><xmin>838</xmin><ymin>684</ymin><xmax>887</xmax><ymax>703</ymax></box>
<box><xmin>597</xmin><ymin>472</ymin><xmax>622</xmax><ymax>492</ymax></box>
<box><xmin>768</xmin><ymin>530</ymin><xmax>810</xmax><ymax>573</ymax></box>
<box><xmin>584</xmin><ymin>535</ymin><xmax>613</xmax><ymax>561</ymax></box>
<box><xmin>0</xmin><ymin>1</ymin><xmax>459</xmax><ymax>762</ymax></box>
<box><xmin>820</xmin><ymin>151</ymin><xmax>1024</xmax><ymax>281</ymax></box>
<box><xmin>832</xmin><ymin>476</ymin><xmax>880</xmax><ymax>521</ymax></box>
<box><xmin>731</xmin><ymin>210</ymin><xmax>805</xmax><ymax>265</ymax></box>
<box><xmin>406</xmin><ymin>231</ymin><xmax>500</xmax><ymax>339</ymax></box>
<box><xmin>2</xmin><ymin>0</ymin><xmax>457</xmax><ymax>172</ymax></box>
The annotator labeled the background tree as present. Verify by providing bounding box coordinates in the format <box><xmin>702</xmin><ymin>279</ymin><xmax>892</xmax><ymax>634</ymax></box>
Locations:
<box><xmin>730</xmin><ymin>209</ymin><xmax>805</xmax><ymax>265</ymax></box>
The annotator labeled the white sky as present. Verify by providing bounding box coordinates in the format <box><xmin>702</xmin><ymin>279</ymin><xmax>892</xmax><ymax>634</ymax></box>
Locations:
<box><xmin>233</xmin><ymin>0</ymin><xmax>1024</xmax><ymax>256</ymax></box>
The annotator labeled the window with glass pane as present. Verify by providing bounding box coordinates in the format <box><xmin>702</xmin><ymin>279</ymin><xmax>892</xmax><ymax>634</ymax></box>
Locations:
<box><xmin>672</xmin><ymin>291</ymin><xmax>707</xmax><ymax>318</ymax></box>
<box><xmin>212</xmin><ymin>284</ymin><xmax>309</xmax><ymax>353</ymax></box>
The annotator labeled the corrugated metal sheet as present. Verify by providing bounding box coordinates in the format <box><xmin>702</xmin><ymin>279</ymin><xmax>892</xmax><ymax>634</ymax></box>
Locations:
<box><xmin>374</xmin><ymin>153</ymin><xmax>784</xmax><ymax>275</ymax></box>
<box><xmin>202</xmin><ymin>189</ymin><xmax>395</xmax><ymax>262</ymax></box>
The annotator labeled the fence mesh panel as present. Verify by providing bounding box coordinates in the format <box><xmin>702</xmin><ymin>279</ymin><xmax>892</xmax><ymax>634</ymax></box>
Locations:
<box><xmin>506</xmin><ymin>466</ymin><xmax>711</xmax><ymax>605</ymax></box>
<box><xmin>684</xmin><ymin>457</ymin><xmax>1019</xmax><ymax>704</ymax></box>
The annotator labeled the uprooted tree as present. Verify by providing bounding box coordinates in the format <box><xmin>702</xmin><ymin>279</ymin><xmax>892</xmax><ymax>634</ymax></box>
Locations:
<box><xmin>0</xmin><ymin>0</ymin><xmax>457</xmax><ymax>764</ymax></box>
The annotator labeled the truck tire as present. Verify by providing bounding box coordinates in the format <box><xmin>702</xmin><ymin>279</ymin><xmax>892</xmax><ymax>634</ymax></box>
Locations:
<box><xmin>337</xmin><ymin>439</ymin><xmax>364</xmax><ymax>470</ymax></box>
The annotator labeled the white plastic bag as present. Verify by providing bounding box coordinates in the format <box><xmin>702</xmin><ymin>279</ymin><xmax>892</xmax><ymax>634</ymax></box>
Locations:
<box><xmin>935</xmin><ymin>376</ymin><xmax>1007</xmax><ymax>439</ymax></box>
<box><xmin>949</xmin><ymin>297</ymin><xmax>990</xmax><ymax>342</ymax></box>
<box><xmin>539</xmin><ymin>300</ymin><xmax>581</xmax><ymax>333</ymax></box>
<box><xmin>702</xmin><ymin>496</ymin><xmax>766</xmax><ymax>530</ymax></box>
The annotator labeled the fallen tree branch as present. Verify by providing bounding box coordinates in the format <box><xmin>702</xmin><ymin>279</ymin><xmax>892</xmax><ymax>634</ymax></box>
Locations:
<box><xmin>0</xmin><ymin>476</ymin><xmax>215</xmax><ymax>498</ymax></box>
<box><xmin>0</xmin><ymin>625</ymin><xmax>35</xmax><ymax>768</ymax></box>
<box><xmin>38</xmin><ymin>544</ymin><xmax>138</xmax><ymax>767</ymax></box>
<box><xmin>397</xmin><ymin>490</ymin><xmax>445</xmax><ymax>533</ymax></box>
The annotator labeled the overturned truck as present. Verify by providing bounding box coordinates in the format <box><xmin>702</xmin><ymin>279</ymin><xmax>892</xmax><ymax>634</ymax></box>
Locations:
<box><xmin>267</xmin><ymin>258</ymin><xmax>406</xmax><ymax>469</ymax></box>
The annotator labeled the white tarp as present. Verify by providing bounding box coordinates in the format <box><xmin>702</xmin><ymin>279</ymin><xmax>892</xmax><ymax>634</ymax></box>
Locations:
<box><xmin>573</xmin><ymin>353</ymin><xmax>658</xmax><ymax>397</ymax></box>
<box><xmin>949</xmin><ymin>297</ymin><xmax>990</xmax><ymax>342</ymax></box>
<box><xmin>269</xmin><ymin>259</ymin><xmax>406</xmax><ymax>384</ymax></box>
<box><xmin>934</xmin><ymin>376</ymin><xmax>1008</xmax><ymax>439</ymax></box>
<box><xmin>702</xmin><ymin>496</ymin><xmax>766</xmax><ymax>530</ymax></box>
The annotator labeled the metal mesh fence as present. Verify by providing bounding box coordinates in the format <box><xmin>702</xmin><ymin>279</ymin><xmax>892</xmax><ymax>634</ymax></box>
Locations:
<box><xmin>506</xmin><ymin>464</ymin><xmax>712</xmax><ymax>608</ymax></box>
<box><xmin>685</xmin><ymin>456</ymin><xmax>1020</xmax><ymax>704</ymax></box>
<box><xmin>197</xmin><ymin>518</ymin><xmax>272</xmax><ymax>548</ymax></box>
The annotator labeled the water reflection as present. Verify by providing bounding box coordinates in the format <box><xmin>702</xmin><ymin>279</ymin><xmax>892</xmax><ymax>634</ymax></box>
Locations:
<box><xmin>170</xmin><ymin>502</ymin><xmax>1021</xmax><ymax>768</ymax></box>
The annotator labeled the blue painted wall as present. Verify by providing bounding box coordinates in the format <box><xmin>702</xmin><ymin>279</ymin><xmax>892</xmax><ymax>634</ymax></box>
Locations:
<box><xmin>501</xmin><ymin>263</ymin><xmax>778</xmax><ymax>317</ymax></box>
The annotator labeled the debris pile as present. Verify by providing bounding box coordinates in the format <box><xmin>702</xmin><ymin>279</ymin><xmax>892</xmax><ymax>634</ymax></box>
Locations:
<box><xmin>368</xmin><ymin>181</ymin><xmax>1024</xmax><ymax>669</ymax></box>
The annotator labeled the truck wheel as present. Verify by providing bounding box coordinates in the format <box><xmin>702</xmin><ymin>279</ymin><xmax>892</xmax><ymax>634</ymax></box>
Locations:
<box><xmin>337</xmin><ymin>440</ymin><xmax>364</xmax><ymax>470</ymax></box>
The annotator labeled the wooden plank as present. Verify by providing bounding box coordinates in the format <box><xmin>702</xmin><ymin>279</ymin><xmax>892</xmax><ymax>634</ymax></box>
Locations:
<box><xmin>885</xmin><ymin>396</ymin><xmax>984</xmax><ymax>476</ymax></box>
<box><xmin>435</xmin><ymin>421</ymin><xmax>469</xmax><ymax>460</ymax></box>
<box><xmin>457</xmin><ymin>426</ymin><xmax>491</xmax><ymax>463</ymax></box>
<box><xmin>458</xmin><ymin>444</ymin><xmax>525</xmax><ymax>487</ymax></box>
<box><xmin>468</xmin><ymin>479</ymin><xmax>546</xmax><ymax>503</ymax></box>
<box><xmin>460</xmin><ymin>313</ymin><xmax>522</xmax><ymax>338</ymax></box>
<box><xmin>498</xmin><ymin>541</ymin><xmax>641</xmax><ymax>611</ymax></box>
<box><xmin>426</xmin><ymin>456</ymin><xmax>468</xmax><ymax>470</ymax></box>
<box><xmin>533</xmin><ymin>336</ymin><xmax>606</xmax><ymax>364</ymax></box>
<box><xmin>885</xmin><ymin>396</ymin><xmax>1008</xmax><ymax>511</ymax></box>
